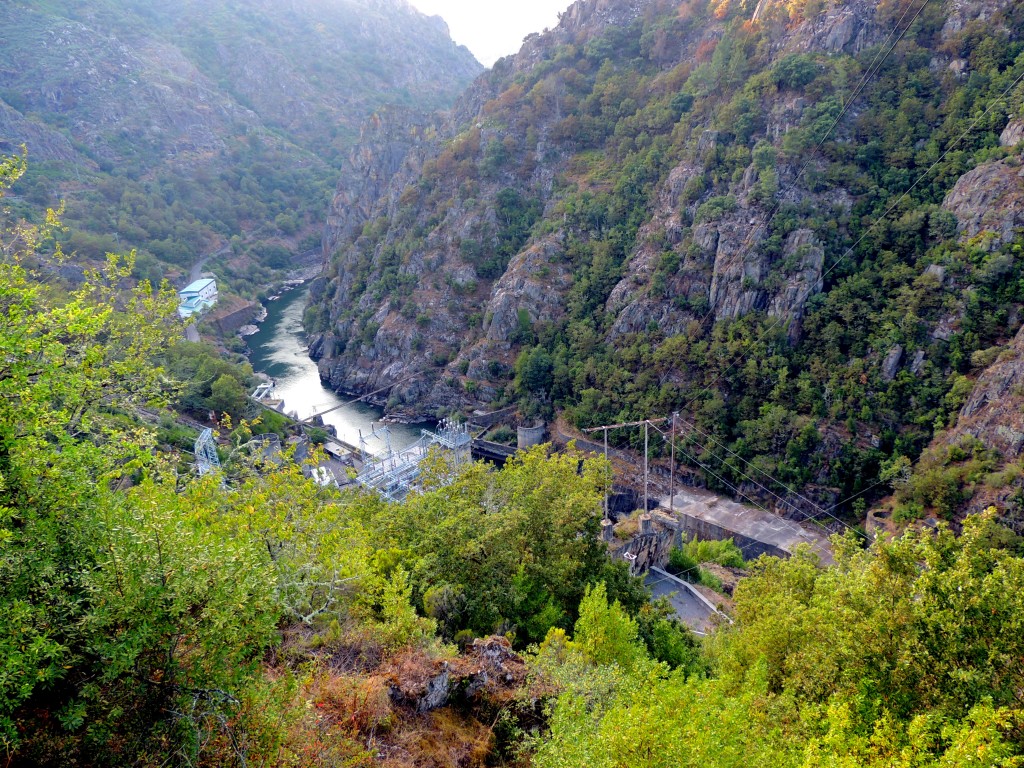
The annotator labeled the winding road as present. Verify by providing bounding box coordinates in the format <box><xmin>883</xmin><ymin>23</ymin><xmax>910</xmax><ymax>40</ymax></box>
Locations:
<box><xmin>183</xmin><ymin>245</ymin><xmax>231</xmax><ymax>342</ymax></box>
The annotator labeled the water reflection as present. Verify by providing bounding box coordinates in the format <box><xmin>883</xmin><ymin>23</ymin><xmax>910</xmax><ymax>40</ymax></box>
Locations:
<box><xmin>246</xmin><ymin>288</ymin><xmax>424</xmax><ymax>451</ymax></box>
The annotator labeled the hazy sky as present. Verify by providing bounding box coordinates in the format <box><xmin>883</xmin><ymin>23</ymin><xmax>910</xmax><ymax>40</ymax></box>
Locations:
<box><xmin>408</xmin><ymin>0</ymin><xmax>568</xmax><ymax>67</ymax></box>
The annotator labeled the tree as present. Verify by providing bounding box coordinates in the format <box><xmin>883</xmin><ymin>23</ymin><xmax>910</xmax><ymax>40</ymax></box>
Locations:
<box><xmin>532</xmin><ymin>512</ymin><xmax>1024</xmax><ymax>767</ymax></box>
<box><xmin>0</xmin><ymin>154</ymin><xmax>280</xmax><ymax>762</ymax></box>
<box><xmin>517</xmin><ymin>345</ymin><xmax>555</xmax><ymax>395</ymax></box>
<box><xmin>348</xmin><ymin>444</ymin><xmax>626</xmax><ymax>645</ymax></box>
<box><xmin>209</xmin><ymin>372</ymin><xmax>249</xmax><ymax>418</ymax></box>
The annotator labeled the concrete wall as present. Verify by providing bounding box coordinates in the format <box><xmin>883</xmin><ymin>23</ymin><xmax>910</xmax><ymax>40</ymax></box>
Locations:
<box><xmin>619</xmin><ymin>530</ymin><xmax>674</xmax><ymax>574</ymax></box>
<box><xmin>611</xmin><ymin>509</ymin><xmax>788</xmax><ymax>577</ymax></box>
<box><xmin>517</xmin><ymin>422</ymin><xmax>546</xmax><ymax>449</ymax></box>
<box><xmin>468</xmin><ymin>406</ymin><xmax>517</xmax><ymax>428</ymax></box>
<box><xmin>610</xmin><ymin>514</ymin><xmax>675</xmax><ymax>574</ymax></box>
<box><xmin>212</xmin><ymin>300</ymin><xmax>262</xmax><ymax>335</ymax></box>
<box><xmin>674</xmin><ymin>510</ymin><xmax>788</xmax><ymax>560</ymax></box>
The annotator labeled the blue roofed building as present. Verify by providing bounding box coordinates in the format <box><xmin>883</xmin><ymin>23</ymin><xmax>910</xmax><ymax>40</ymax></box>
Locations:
<box><xmin>178</xmin><ymin>278</ymin><xmax>218</xmax><ymax>318</ymax></box>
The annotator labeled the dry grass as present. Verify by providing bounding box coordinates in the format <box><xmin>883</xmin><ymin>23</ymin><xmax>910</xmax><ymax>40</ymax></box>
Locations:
<box><xmin>312</xmin><ymin>674</ymin><xmax>396</xmax><ymax>735</ymax></box>
<box><xmin>266</xmin><ymin>629</ymin><xmax>533</xmax><ymax>767</ymax></box>
<box><xmin>378</xmin><ymin>710</ymin><xmax>495</xmax><ymax>768</ymax></box>
<box><xmin>614</xmin><ymin>511</ymin><xmax>642</xmax><ymax>539</ymax></box>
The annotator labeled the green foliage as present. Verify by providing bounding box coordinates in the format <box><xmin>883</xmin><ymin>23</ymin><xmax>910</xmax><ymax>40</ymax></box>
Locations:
<box><xmin>462</xmin><ymin>188</ymin><xmax>543</xmax><ymax>279</ymax></box>
<box><xmin>0</xmin><ymin>180</ymin><xmax>286</xmax><ymax>758</ymax></box>
<box><xmin>533</xmin><ymin>512</ymin><xmax>1024</xmax><ymax>767</ymax></box>
<box><xmin>667</xmin><ymin>537</ymin><xmax>741</xmax><ymax>590</ymax></box>
<box><xmin>160</xmin><ymin>341</ymin><xmax>255</xmax><ymax>418</ymax></box>
<box><xmin>572</xmin><ymin>583</ymin><xmax>647</xmax><ymax>670</ymax></box>
<box><xmin>682</xmin><ymin>536</ymin><xmax>746</xmax><ymax>568</ymax></box>
<box><xmin>516</xmin><ymin>345</ymin><xmax>555</xmax><ymax>395</ymax></box>
<box><xmin>381</xmin><ymin>0</ymin><xmax>1023</xmax><ymax>527</ymax></box>
<box><xmin>694</xmin><ymin>194</ymin><xmax>738</xmax><ymax>223</ymax></box>
<box><xmin>773</xmin><ymin>53</ymin><xmax>822</xmax><ymax>89</ymax></box>
<box><xmin>348</xmin><ymin>444</ymin><xmax>634</xmax><ymax>646</ymax></box>
<box><xmin>208</xmin><ymin>372</ymin><xmax>250</xmax><ymax>419</ymax></box>
<box><xmin>373</xmin><ymin>568</ymin><xmax>439</xmax><ymax>651</ymax></box>
<box><xmin>635</xmin><ymin>599</ymin><xmax>705</xmax><ymax>673</ymax></box>
<box><xmin>667</xmin><ymin>547</ymin><xmax>700</xmax><ymax>579</ymax></box>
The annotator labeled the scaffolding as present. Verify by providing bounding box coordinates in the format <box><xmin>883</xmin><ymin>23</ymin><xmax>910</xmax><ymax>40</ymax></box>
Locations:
<box><xmin>356</xmin><ymin>418</ymin><xmax>471</xmax><ymax>502</ymax></box>
<box><xmin>195</xmin><ymin>428</ymin><xmax>221</xmax><ymax>476</ymax></box>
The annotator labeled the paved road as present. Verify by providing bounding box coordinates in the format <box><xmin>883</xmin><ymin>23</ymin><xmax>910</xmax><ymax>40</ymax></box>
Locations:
<box><xmin>188</xmin><ymin>244</ymin><xmax>231</xmax><ymax>283</ymax></box>
<box><xmin>645</xmin><ymin>569</ymin><xmax>718</xmax><ymax>635</ymax></box>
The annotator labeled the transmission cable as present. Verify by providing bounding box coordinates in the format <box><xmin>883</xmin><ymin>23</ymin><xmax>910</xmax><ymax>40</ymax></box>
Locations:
<box><xmin>656</xmin><ymin>424</ymin><xmax>842</xmax><ymax>552</ymax></box>
<box><xmin>690</xmin><ymin>0</ymin><xmax>932</xmax><ymax>329</ymax></box>
<box><xmin>669</xmin><ymin>63</ymin><xmax>1024</xmax><ymax>491</ymax></box>
<box><xmin>672</xmin><ymin>413</ymin><xmax>843</xmax><ymax>524</ymax></box>
<box><xmin>654</xmin><ymin>422</ymin><xmax>851</xmax><ymax>534</ymax></box>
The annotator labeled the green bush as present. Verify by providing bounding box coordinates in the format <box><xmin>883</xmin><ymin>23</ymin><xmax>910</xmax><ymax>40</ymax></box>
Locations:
<box><xmin>667</xmin><ymin>547</ymin><xmax>699</xmax><ymax>580</ymax></box>
<box><xmin>682</xmin><ymin>536</ymin><xmax>745</xmax><ymax>568</ymax></box>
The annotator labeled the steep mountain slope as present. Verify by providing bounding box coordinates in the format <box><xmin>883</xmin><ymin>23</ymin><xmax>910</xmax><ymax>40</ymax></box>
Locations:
<box><xmin>0</xmin><ymin>0</ymin><xmax>480</xmax><ymax>291</ymax></box>
<box><xmin>310</xmin><ymin>0</ymin><xmax>1024</xmax><ymax>523</ymax></box>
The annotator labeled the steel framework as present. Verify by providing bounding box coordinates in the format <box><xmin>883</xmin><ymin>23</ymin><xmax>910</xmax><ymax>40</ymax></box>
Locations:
<box><xmin>195</xmin><ymin>428</ymin><xmax>221</xmax><ymax>476</ymax></box>
<box><xmin>356</xmin><ymin>418</ymin><xmax>471</xmax><ymax>502</ymax></box>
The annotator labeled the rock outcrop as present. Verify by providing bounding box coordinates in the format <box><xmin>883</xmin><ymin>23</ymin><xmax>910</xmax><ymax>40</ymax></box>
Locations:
<box><xmin>946</xmin><ymin>326</ymin><xmax>1024</xmax><ymax>460</ymax></box>
<box><xmin>0</xmin><ymin>0</ymin><xmax>481</xmax><ymax>280</ymax></box>
<box><xmin>309</xmin><ymin>0</ymin><xmax>1024</xmax><ymax>431</ymax></box>
<box><xmin>1002</xmin><ymin>117</ymin><xmax>1024</xmax><ymax>148</ymax></box>
<box><xmin>385</xmin><ymin>636</ymin><xmax>527</xmax><ymax>713</ymax></box>
<box><xmin>943</xmin><ymin>157</ymin><xmax>1024</xmax><ymax>250</ymax></box>
<box><xmin>0</xmin><ymin>0</ymin><xmax>481</xmax><ymax>166</ymax></box>
<box><xmin>0</xmin><ymin>100</ymin><xmax>77</xmax><ymax>162</ymax></box>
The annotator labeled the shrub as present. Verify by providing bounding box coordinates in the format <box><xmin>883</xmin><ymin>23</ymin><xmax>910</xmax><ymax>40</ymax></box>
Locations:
<box><xmin>667</xmin><ymin>547</ymin><xmax>699</xmax><ymax>580</ymax></box>
<box><xmin>682</xmin><ymin>536</ymin><xmax>745</xmax><ymax>568</ymax></box>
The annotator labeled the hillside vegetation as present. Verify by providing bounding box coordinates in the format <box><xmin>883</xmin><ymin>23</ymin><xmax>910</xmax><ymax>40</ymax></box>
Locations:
<box><xmin>4</xmin><ymin>149</ymin><xmax>1024</xmax><ymax>767</ymax></box>
<box><xmin>310</xmin><ymin>0</ymin><xmax>1024</xmax><ymax>527</ymax></box>
<box><xmin>0</xmin><ymin>0</ymin><xmax>480</xmax><ymax>294</ymax></box>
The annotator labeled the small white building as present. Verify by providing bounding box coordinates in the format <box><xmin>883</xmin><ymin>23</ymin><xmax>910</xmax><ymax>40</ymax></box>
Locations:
<box><xmin>178</xmin><ymin>278</ymin><xmax>218</xmax><ymax>318</ymax></box>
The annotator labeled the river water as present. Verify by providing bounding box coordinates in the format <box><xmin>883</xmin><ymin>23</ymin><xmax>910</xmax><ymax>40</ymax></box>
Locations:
<box><xmin>246</xmin><ymin>288</ymin><xmax>424</xmax><ymax>451</ymax></box>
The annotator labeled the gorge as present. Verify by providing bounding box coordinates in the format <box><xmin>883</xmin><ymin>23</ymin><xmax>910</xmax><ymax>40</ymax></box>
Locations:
<box><xmin>307</xmin><ymin>0</ymin><xmax>1024</xmax><ymax>527</ymax></box>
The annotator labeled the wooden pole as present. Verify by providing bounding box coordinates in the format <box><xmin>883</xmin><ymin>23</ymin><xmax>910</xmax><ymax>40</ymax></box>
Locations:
<box><xmin>643</xmin><ymin>420</ymin><xmax>649</xmax><ymax>513</ymax></box>
<box><xmin>669</xmin><ymin>412</ymin><xmax>677</xmax><ymax>510</ymax></box>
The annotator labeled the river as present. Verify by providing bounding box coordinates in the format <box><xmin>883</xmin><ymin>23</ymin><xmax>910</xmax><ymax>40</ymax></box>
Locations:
<box><xmin>246</xmin><ymin>288</ymin><xmax>425</xmax><ymax>451</ymax></box>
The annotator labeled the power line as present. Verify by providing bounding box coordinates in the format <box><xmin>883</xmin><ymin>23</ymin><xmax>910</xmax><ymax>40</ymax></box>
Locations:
<box><xmin>691</xmin><ymin>0</ymin><xmax>931</xmax><ymax>329</ymax></box>
<box><xmin>651</xmin><ymin>419</ymin><xmax>854</xmax><ymax>535</ymax></box>
<box><xmin>828</xmin><ymin>476</ymin><xmax>891</xmax><ymax>512</ymax></box>
<box><xmin>675</xmin><ymin>411</ymin><xmax>893</xmax><ymax>517</ymax></box>
<box><xmin>651</xmin><ymin>421</ymin><xmax>834</xmax><ymax>544</ymax></box>
<box><xmin>665</xmin><ymin>63</ymin><xmax>1024</xmax><ymax>509</ymax></box>
<box><xmin>284</xmin><ymin>372</ymin><xmax>424</xmax><ymax>426</ymax></box>
<box><xmin>672</xmin><ymin>413</ymin><xmax>840</xmax><ymax>525</ymax></box>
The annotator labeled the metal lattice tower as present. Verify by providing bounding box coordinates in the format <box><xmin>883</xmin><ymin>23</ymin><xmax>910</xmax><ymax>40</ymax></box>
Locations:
<box><xmin>195</xmin><ymin>428</ymin><xmax>221</xmax><ymax>476</ymax></box>
<box><xmin>356</xmin><ymin>418</ymin><xmax>473</xmax><ymax>503</ymax></box>
<box><xmin>431</xmin><ymin>418</ymin><xmax>471</xmax><ymax>469</ymax></box>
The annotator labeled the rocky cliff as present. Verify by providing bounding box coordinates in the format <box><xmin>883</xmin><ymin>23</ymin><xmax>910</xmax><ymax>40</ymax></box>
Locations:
<box><xmin>0</xmin><ymin>0</ymin><xmax>480</xmax><ymax>287</ymax></box>
<box><xmin>888</xmin><ymin>147</ymin><xmax>1024</xmax><ymax>528</ymax></box>
<box><xmin>311</xmin><ymin>0</ymin><xmax>1024</xmax><ymax>516</ymax></box>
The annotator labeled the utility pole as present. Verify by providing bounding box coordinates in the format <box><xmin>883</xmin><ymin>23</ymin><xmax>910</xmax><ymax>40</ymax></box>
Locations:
<box><xmin>581</xmin><ymin>417</ymin><xmax>667</xmax><ymax>517</ymax></box>
<box><xmin>603</xmin><ymin>426</ymin><xmax>609</xmax><ymax>520</ymax></box>
<box><xmin>643</xmin><ymin>420</ymin><xmax>649</xmax><ymax>514</ymax></box>
<box><xmin>669</xmin><ymin>412</ymin><xmax>677</xmax><ymax>511</ymax></box>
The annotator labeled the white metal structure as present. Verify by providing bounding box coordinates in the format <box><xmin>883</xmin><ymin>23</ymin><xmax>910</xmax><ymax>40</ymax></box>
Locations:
<box><xmin>356</xmin><ymin>419</ymin><xmax>471</xmax><ymax>502</ymax></box>
<box><xmin>195</xmin><ymin>428</ymin><xmax>221</xmax><ymax>475</ymax></box>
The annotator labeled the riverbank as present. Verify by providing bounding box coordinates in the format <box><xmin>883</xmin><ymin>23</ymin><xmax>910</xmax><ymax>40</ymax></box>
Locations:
<box><xmin>245</xmin><ymin>288</ymin><xmax>426</xmax><ymax>451</ymax></box>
